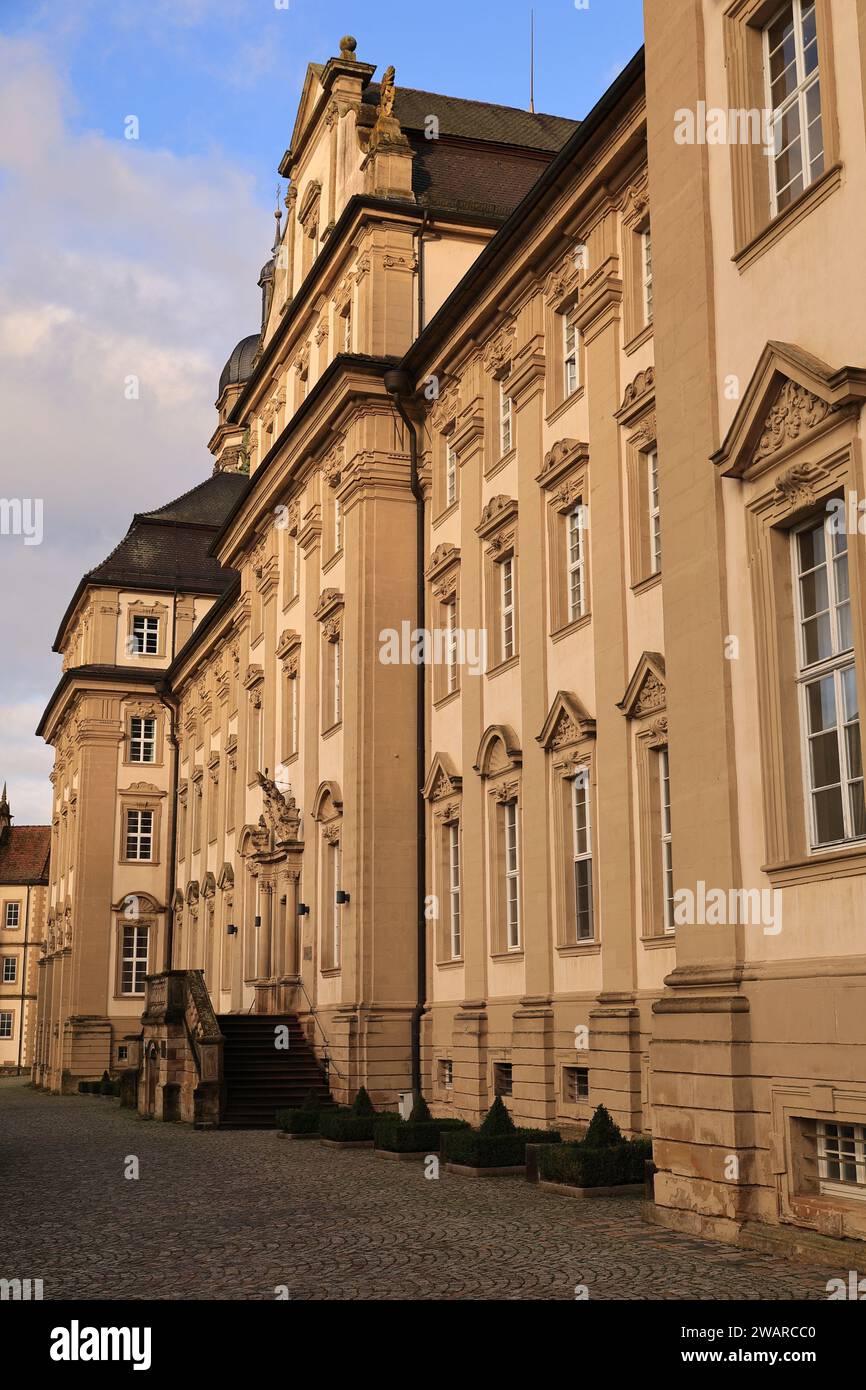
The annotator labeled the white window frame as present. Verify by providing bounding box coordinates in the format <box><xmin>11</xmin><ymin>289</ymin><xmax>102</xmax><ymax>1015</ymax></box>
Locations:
<box><xmin>504</xmin><ymin>800</ymin><xmax>521</xmax><ymax>951</ymax></box>
<box><xmin>567</xmin><ymin>504</ymin><xmax>585</xmax><ymax>622</ymax></box>
<box><xmin>445</xmin><ymin>600</ymin><xmax>459</xmax><ymax>695</ymax></box>
<box><xmin>816</xmin><ymin>1120</ymin><xmax>866</xmax><ymax>1201</ymax></box>
<box><xmin>4</xmin><ymin>903</ymin><xmax>20</xmax><ymax>929</ymax></box>
<box><xmin>333</xmin><ymin>635</ymin><xmax>342</xmax><ymax>726</ymax></box>
<box><xmin>793</xmin><ymin>515</ymin><xmax>864</xmax><ymax>850</ymax></box>
<box><xmin>659</xmin><ymin>748</ymin><xmax>675</xmax><ymax>934</ymax></box>
<box><xmin>129</xmin><ymin>716</ymin><xmax>156</xmax><ymax>764</ymax></box>
<box><xmin>648</xmin><ymin>447</ymin><xmax>661</xmax><ymax>574</ymax></box>
<box><xmin>2</xmin><ymin>957</ymin><xmax>17</xmax><ymax>983</ymax></box>
<box><xmin>642</xmin><ymin>226</ymin><xmax>653</xmax><ymax>325</ymax></box>
<box><xmin>125</xmin><ymin>809</ymin><xmax>153</xmax><ymax>862</ymax></box>
<box><xmin>564</xmin><ymin>306</ymin><xmax>579</xmax><ymax>397</ymax></box>
<box><xmin>764</xmin><ymin>0</ymin><xmax>824</xmax><ymax>219</ymax></box>
<box><xmin>131</xmin><ymin>615</ymin><xmax>159</xmax><ymax>656</ymax></box>
<box><xmin>499</xmin><ymin>379</ymin><xmax>513</xmax><ymax>457</ymax></box>
<box><xmin>342</xmin><ymin>304</ymin><xmax>352</xmax><ymax>353</ymax></box>
<box><xmin>331</xmin><ymin>840</ymin><xmax>342</xmax><ymax>970</ymax></box>
<box><xmin>565</xmin><ymin>1065</ymin><xmax>590</xmax><ymax>1103</ymax></box>
<box><xmin>571</xmin><ymin>770</ymin><xmax>594</xmax><ymax>941</ymax></box>
<box><xmin>448</xmin><ymin>821</ymin><xmax>461</xmax><ymax>959</ymax></box>
<box><xmin>121</xmin><ymin>924</ymin><xmax>149</xmax><ymax>996</ymax></box>
<box><xmin>289</xmin><ymin>671</ymin><xmax>299</xmax><ymax>757</ymax></box>
<box><xmin>501</xmin><ymin>556</ymin><xmax>515</xmax><ymax>662</ymax></box>
<box><xmin>439</xmin><ymin>1058</ymin><xmax>453</xmax><ymax>1090</ymax></box>
<box><xmin>445</xmin><ymin>441</ymin><xmax>458</xmax><ymax>507</ymax></box>
<box><xmin>333</xmin><ymin>493</ymin><xmax>342</xmax><ymax>554</ymax></box>
<box><xmin>0</xmin><ymin>1011</ymin><xmax>12</xmax><ymax>1039</ymax></box>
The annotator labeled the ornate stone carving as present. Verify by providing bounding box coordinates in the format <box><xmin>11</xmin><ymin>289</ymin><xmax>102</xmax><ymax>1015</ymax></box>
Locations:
<box><xmin>635</xmin><ymin>672</ymin><xmax>666</xmax><ymax>716</ymax></box>
<box><xmin>544</xmin><ymin>251</ymin><xmax>580</xmax><ymax>307</ymax></box>
<box><xmin>621</xmin><ymin>366</ymin><xmax>655</xmax><ymax>412</ymax></box>
<box><xmin>257</xmin><ymin>771</ymin><xmax>301</xmax><ymax>842</ymax></box>
<box><xmin>481</xmin><ymin>322</ymin><xmax>516</xmax><ymax>376</ymax></box>
<box><xmin>755</xmin><ymin>381</ymin><xmax>837</xmax><ymax>462</ymax></box>
<box><xmin>772</xmin><ymin>461</ymin><xmax>829</xmax><ymax>510</ymax></box>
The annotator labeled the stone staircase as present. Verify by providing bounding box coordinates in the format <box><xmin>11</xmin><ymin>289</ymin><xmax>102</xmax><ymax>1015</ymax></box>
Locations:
<box><xmin>217</xmin><ymin>1013</ymin><xmax>332</xmax><ymax>1129</ymax></box>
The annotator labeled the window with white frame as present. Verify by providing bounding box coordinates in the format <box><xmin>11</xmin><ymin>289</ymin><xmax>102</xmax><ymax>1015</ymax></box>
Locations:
<box><xmin>648</xmin><ymin>448</ymin><xmax>661</xmax><ymax>574</ymax></box>
<box><xmin>816</xmin><ymin>1120</ymin><xmax>866</xmax><ymax>1199</ymax></box>
<box><xmin>567</xmin><ymin>504</ymin><xmax>585</xmax><ymax>622</ymax></box>
<box><xmin>0</xmin><ymin>1012</ymin><xmax>12</xmax><ymax>1039</ymax></box>
<box><xmin>125</xmin><ymin>809</ymin><xmax>153</xmax><ymax>861</ymax></box>
<box><xmin>571</xmin><ymin>771</ymin><xmax>594</xmax><ymax>941</ymax></box>
<box><xmin>342</xmin><ymin>304</ymin><xmax>352</xmax><ymax>353</ymax></box>
<box><xmin>445</xmin><ymin>441</ymin><xmax>458</xmax><ymax>507</ymax></box>
<box><xmin>445</xmin><ymin>601</ymin><xmax>459</xmax><ymax>696</ymax></box>
<box><xmin>448</xmin><ymin>821</ymin><xmax>461</xmax><ymax>959</ymax></box>
<box><xmin>121</xmin><ymin>924</ymin><xmax>149</xmax><ymax>995</ymax></box>
<box><xmin>504</xmin><ymin>800</ymin><xmax>521</xmax><ymax>950</ymax></box>
<box><xmin>564</xmin><ymin>1065</ymin><xmax>589</xmax><ymax>1103</ymax></box>
<box><xmin>564</xmin><ymin>306</ymin><xmax>579</xmax><ymax>397</ymax></box>
<box><xmin>499</xmin><ymin>380</ymin><xmax>513</xmax><ymax>457</ymax></box>
<box><xmin>330</xmin><ymin>840</ymin><xmax>342</xmax><ymax>969</ymax></box>
<box><xmin>501</xmin><ymin>556</ymin><xmax>515</xmax><ymax>661</ymax></box>
<box><xmin>288</xmin><ymin>669</ymin><xmax>299</xmax><ymax>758</ymax></box>
<box><xmin>129</xmin><ymin>716</ymin><xmax>156</xmax><ymax>764</ymax></box>
<box><xmin>2</xmin><ymin>957</ymin><xmax>16</xmax><ymax>983</ymax></box>
<box><xmin>642</xmin><ymin>227</ymin><xmax>653</xmax><ymax>325</ymax></box>
<box><xmin>131</xmin><ymin>615</ymin><xmax>159</xmax><ymax>656</ymax></box>
<box><xmin>333</xmin><ymin>493</ymin><xmax>342</xmax><ymax>553</ymax></box>
<box><xmin>4</xmin><ymin>903</ymin><xmax>20</xmax><ymax>929</ymax></box>
<box><xmin>794</xmin><ymin>515</ymin><xmax>864</xmax><ymax>848</ymax></box>
<box><xmin>439</xmin><ymin>1058</ymin><xmax>453</xmax><ymax>1090</ymax></box>
<box><xmin>659</xmin><ymin>748</ymin><xmax>674</xmax><ymax>933</ymax></box>
<box><xmin>764</xmin><ymin>0</ymin><xmax>823</xmax><ymax>218</ymax></box>
<box><xmin>333</xmin><ymin>634</ymin><xmax>342</xmax><ymax>726</ymax></box>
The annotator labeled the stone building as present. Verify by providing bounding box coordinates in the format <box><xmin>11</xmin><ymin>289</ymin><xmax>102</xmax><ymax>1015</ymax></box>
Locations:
<box><xmin>0</xmin><ymin>785</ymin><xmax>49</xmax><ymax>1071</ymax></box>
<box><xmin>33</xmin><ymin>8</ymin><xmax>866</xmax><ymax>1257</ymax></box>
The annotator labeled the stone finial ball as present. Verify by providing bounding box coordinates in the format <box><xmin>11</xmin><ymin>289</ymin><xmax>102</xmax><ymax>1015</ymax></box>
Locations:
<box><xmin>340</xmin><ymin>36</ymin><xmax>357</xmax><ymax>58</ymax></box>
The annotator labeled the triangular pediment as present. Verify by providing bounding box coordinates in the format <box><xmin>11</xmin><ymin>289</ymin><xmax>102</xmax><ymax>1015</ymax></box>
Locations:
<box><xmin>537</xmin><ymin>691</ymin><xmax>595</xmax><ymax>750</ymax></box>
<box><xmin>423</xmin><ymin>753</ymin><xmax>463</xmax><ymax>802</ymax></box>
<box><xmin>712</xmin><ymin>341</ymin><xmax>866</xmax><ymax>480</ymax></box>
<box><xmin>619</xmin><ymin>652</ymin><xmax>666</xmax><ymax>719</ymax></box>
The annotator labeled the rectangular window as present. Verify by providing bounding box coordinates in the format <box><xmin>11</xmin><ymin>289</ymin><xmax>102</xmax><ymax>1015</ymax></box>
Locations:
<box><xmin>648</xmin><ymin>448</ymin><xmax>661</xmax><ymax>574</ymax></box>
<box><xmin>331</xmin><ymin>840</ymin><xmax>342</xmax><ymax>970</ymax></box>
<box><xmin>499</xmin><ymin>380</ymin><xmax>513</xmax><ymax>457</ymax></box>
<box><xmin>571</xmin><ymin>772</ymin><xmax>594</xmax><ymax>941</ymax></box>
<box><xmin>4</xmin><ymin>903</ymin><xmax>20</xmax><ymax>929</ymax></box>
<box><xmin>333</xmin><ymin>636</ymin><xmax>342</xmax><ymax>726</ymax></box>
<box><xmin>794</xmin><ymin>517</ymin><xmax>864</xmax><ymax>848</ymax></box>
<box><xmin>448</xmin><ymin>822</ymin><xmax>461</xmax><ymax>959</ymax></box>
<box><xmin>493</xmin><ymin>1061</ymin><xmax>513</xmax><ymax>1097</ymax></box>
<box><xmin>642</xmin><ymin>227</ymin><xmax>653</xmax><ymax>325</ymax></box>
<box><xmin>816</xmin><ymin>1120</ymin><xmax>866</xmax><ymax>1199</ymax></box>
<box><xmin>2</xmin><ymin>957</ymin><xmax>17</xmax><ymax>983</ymax></box>
<box><xmin>125</xmin><ymin>809</ymin><xmax>153</xmax><ymax>861</ymax></box>
<box><xmin>287</xmin><ymin>672</ymin><xmax>299</xmax><ymax>758</ymax></box>
<box><xmin>342</xmin><ymin>305</ymin><xmax>352</xmax><ymax>353</ymax></box>
<box><xmin>564</xmin><ymin>306</ymin><xmax>579</xmax><ymax>397</ymax></box>
<box><xmin>765</xmin><ymin>0</ymin><xmax>824</xmax><ymax>218</ymax></box>
<box><xmin>501</xmin><ymin>557</ymin><xmax>515</xmax><ymax>661</ymax></box>
<box><xmin>0</xmin><ymin>1012</ymin><xmax>12</xmax><ymax>1039</ymax></box>
<box><xmin>439</xmin><ymin>1058</ymin><xmax>453</xmax><ymax>1090</ymax></box>
<box><xmin>504</xmin><ymin>801</ymin><xmax>520</xmax><ymax>950</ymax></box>
<box><xmin>567</xmin><ymin>505</ymin><xmax>585</xmax><ymax>622</ymax></box>
<box><xmin>564</xmin><ymin>1065</ymin><xmax>590</xmax><ymax>1103</ymax></box>
<box><xmin>445</xmin><ymin>602</ymin><xmax>459</xmax><ymax>695</ymax></box>
<box><xmin>131</xmin><ymin>615</ymin><xmax>159</xmax><ymax>656</ymax></box>
<box><xmin>121</xmin><ymin>924</ymin><xmax>149</xmax><ymax>995</ymax></box>
<box><xmin>445</xmin><ymin>442</ymin><xmax>458</xmax><ymax>507</ymax></box>
<box><xmin>129</xmin><ymin>716</ymin><xmax>156</xmax><ymax>764</ymax></box>
<box><xmin>659</xmin><ymin>748</ymin><xmax>674</xmax><ymax>933</ymax></box>
<box><xmin>334</xmin><ymin>494</ymin><xmax>342</xmax><ymax>553</ymax></box>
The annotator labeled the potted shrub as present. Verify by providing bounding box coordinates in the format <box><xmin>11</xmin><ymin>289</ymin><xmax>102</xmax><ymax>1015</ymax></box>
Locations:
<box><xmin>319</xmin><ymin>1086</ymin><xmax>397</xmax><ymax>1147</ymax></box>
<box><xmin>442</xmin><ymin>1096</ymin><xmax>560</xmax><ymax>1175</ymax></box>
<box><xmin>375</xmin><ymin>1094</ymin><xmax>469</xmax><ymax>1159</ymax></box>
<box><xmin>276</xmin><ymin>1089</ymin><xmax>326</xmax><ymax>1138</ymax></box>
<box><xmin>535</xmin><ymin>1104</ymin><xmax>652</xmax><ymax>1196</ymax></box>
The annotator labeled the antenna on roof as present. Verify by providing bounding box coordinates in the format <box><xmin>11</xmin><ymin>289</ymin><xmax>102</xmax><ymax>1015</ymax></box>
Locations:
<box><xmin>529</xmin><ymin>8</ymin><xmax>535</xmax><ymax>114</ymax></box>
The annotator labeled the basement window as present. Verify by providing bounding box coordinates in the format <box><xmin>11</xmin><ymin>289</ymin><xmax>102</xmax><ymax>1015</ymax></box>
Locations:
<box><xmin>493</xmin><ymin>1062</ymin><xmax>513</xmax><ymax>1097</ymax></box>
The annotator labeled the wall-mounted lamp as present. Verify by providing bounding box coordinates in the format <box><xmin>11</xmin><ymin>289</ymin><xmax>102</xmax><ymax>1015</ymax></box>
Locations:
<box><xmin>254</xmin><ymin>914</ymin><xmax>262</xmax><ymax>929</ymax></box>
<box><xmin>297</xmin><ymin>903</ymin><xmax>310</xmax><ymax>917</ymax></box>
<box><xmin>335</xmin><ymin>889</ymin><xmax>350</xmax><ymax>906</ymax></box>
<box><xmin>226</xmin><ymin>923</ymin><xmax>238</xmax><ymax>936</ymax></box>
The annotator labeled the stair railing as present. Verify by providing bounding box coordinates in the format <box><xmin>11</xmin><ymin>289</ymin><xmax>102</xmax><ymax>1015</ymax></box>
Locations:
<box><xmin>295</xmin><ymin>976</ymin><xmax>345</xmax><ymax>1082</ymax></box>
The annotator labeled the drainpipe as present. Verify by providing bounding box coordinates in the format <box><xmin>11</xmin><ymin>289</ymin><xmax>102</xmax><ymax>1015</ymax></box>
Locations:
<box><xmin>158</xmin><ymin>686</ymin><xmax>180</xmax><ymax>971</ymax></box>
<box><xmin>383</xmin><ymin>367</ymin><xmax>425</xmax><ymax>1100</ymax></box>
<box><xmin>16</xmin><ymin>884</ymin><xmax>31</xmax><ymax>1075</ymax></box>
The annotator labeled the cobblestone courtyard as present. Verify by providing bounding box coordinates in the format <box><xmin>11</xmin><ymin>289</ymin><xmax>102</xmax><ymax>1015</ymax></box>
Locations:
<box><xmin>0</xmin><ymin>1079</ymin><xmax>830</xmax><ymax>1301</ymax></box>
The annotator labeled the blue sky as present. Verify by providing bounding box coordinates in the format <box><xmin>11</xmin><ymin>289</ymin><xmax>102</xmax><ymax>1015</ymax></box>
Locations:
<box><xmin>0</xmin><ymin>0</ymin><xmax>644</xmax><ymax>822</ymax></box>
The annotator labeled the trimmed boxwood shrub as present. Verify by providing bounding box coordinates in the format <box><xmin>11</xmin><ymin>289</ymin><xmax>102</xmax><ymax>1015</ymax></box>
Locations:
<box><xmin>78</xmin><ymin>1080</ymin><xmax>100</xmax><ymax>1095</ymax></box>
<box><xmin>319</xmin><ymin>1090</ymin><xmax>398</xmax><ymax>1143</ymax></box>
<box><xmin>375</xmin><ymin>1116</ymin><xmax>469</xmax><ymax>1154</ymax></box>
<box><xmin>537</xmin><ymin>1135</ymin><xmax>652</xmax><ymax>1188</ymax></box>
<box><xmin>443</xmin><ymin>1125</ymin><xmax>560</xmax><ymax>1169</ymax></box>
<box><xmin>276</xmin><ymin>1089</ymin><xmax>327</xmax><ymax>1134</ymax></box>
<box><xmin>582</xmin><ymin>1104</ymin><xmax>623</xmax><ymax>1148</ymax></box>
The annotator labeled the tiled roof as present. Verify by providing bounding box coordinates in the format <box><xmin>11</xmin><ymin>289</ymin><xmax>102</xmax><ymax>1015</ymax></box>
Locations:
<box><xmin>0</xmin><ymin>825</ymin><xmax>50</xmax><ymax>885</ymax></box>
<box><xmin>409</xmin><ymin>138</ymin><xmax>553</xmax><ymax>220</ymax></box>
<box><xmin>362</xmin><ymin>84</ymin><xmax>579</xmax><ymax>151</ymax></box>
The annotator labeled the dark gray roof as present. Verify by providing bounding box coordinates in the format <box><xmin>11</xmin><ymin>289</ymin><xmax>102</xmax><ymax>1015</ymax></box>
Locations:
<box><xmin>361</xmin><ymin>84</ymin><xmax>579</xmax><ymax>151</ymax></box>
<box><xmin>138</xmin><ymin>471</ymin><xmax>249</xmax><ymax>528</ymax></box>
<box><xmin>218</xmin><ymin>334</ymin><xmax>260</xmax><ymax>397</ymax></box>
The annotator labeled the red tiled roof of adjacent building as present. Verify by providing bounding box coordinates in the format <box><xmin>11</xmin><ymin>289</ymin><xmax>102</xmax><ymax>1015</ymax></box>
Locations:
<box><xmin>0</xmin><ymin>826</ymin><xmax>51</xmax><ymax>885</ymax></box>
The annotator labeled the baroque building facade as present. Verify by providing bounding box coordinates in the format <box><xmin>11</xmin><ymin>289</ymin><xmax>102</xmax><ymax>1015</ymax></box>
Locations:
<box><xmin>0</xmin><ymin>786</ymin><xmax>49</xmax><ymax>1071</ymax></box>
<box><xmin>33</xmin><ymin>6</ymin><xmax>866</xmax><ymax>1256</ymax></box>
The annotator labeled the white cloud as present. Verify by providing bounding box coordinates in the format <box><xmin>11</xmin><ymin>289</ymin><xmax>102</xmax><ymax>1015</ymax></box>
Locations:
<box><xmin>0</xmin><ymin>33</ymin><xmax>268</xmax><ymax>821</ymax></box>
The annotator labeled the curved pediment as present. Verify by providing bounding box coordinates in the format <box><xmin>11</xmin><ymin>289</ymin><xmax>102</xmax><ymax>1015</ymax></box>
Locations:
<box><xmin>473</xmin><ymin>724</ymin><xmax>522</xmax><ymax>778</ymax></box>
<box><xmin>312</xmin><ymin>779</ymin><xmax>343</xmax><ymax>822</ymax></box>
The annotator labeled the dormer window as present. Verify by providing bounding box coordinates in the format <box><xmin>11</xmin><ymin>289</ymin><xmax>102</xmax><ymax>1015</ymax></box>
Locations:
<box><xmin>131</xmin><ymin>615</ymin><xmax>159</xmax><ymax>656</ymax></box>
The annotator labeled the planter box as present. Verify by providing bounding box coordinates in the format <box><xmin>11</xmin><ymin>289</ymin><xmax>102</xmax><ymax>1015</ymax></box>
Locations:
<box><xmin>538</xmin><ymin>1178</ymin><xmax>645</xmax><ymax>1199</ymax></box>
<box><xmin>277</xmin><ymin>1130</ymin><xmax>318</xmax><ymax>1141</ymax></box>
<box><xmin>446</xmin><ymin>1162</ymin><xmax>526</xmax><ymax>1178</ymax></box>
<box><xmin>320</xmin><ymin>1138</ymin><xmax>374</xmax><ymax>1149</ymax></box>
<box><xmin>376</xmin><ymin>1147</ymin><xmax>436</xmax><ymax>1161</ymax></box>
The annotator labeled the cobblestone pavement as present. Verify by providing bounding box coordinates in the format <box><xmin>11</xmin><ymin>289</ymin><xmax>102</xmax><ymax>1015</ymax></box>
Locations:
<box><xmin>0</xmin><ymin>1079</ymin><xmax>830</xmax><ymax>1301</ymax></box>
